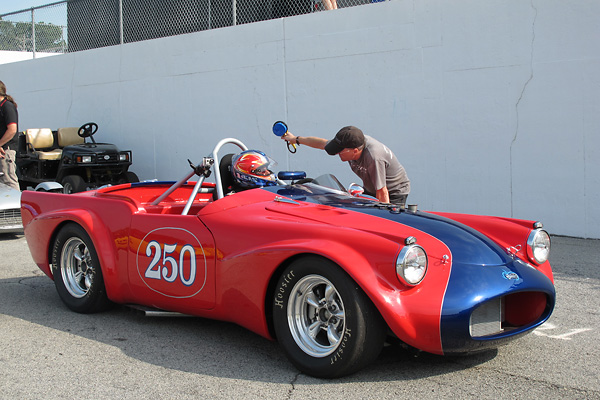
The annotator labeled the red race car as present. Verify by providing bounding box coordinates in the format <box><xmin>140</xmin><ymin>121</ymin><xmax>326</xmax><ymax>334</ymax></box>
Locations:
<box><xmin>21</xmin><ymin>138</ymin><xmax>555</xmax><ymax>378</ymax></box>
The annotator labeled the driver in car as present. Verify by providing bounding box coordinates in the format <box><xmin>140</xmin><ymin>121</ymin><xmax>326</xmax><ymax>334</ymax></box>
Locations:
<box><xmin>229</xmin><ymin>150</ymin><xmax>278</xmax><ymax>192</ymax></box>
<box><xmin>282</xmin><ymin>126</ymin><xmax>410</xmax><ymax>206</ymax></box>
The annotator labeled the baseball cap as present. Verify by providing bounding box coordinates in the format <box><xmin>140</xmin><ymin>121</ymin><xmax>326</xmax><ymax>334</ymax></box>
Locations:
<box><xmin>324</xmin><ymin>126</ymin><xmax>365</xmax><ymax>155</ymax></box>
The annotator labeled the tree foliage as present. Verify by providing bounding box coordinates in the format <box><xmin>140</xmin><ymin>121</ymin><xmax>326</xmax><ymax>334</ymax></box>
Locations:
<box><xmin>0</xmin><ymin>18</ymin><xmax>66</xmax><ymax>53</ymax></box>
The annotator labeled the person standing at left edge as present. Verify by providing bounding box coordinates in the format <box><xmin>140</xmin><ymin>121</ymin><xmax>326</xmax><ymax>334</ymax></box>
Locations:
<box><xmin>0</xmin><ymin>80</ymin><xmax>20</xmax><ymax>190</ymax></box>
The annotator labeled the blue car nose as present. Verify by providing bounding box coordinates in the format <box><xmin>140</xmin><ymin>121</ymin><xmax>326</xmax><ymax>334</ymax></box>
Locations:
<box><xmin>440</xmin><ymin>258</ymin><xmax>555</xmax><ymax>354</ymax></box>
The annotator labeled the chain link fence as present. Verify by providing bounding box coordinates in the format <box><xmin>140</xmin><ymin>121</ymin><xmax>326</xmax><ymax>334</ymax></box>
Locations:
<box><xmin>0</xmin><ymin>1</ymin><xmax>67</xmax><ymax>55</ymax></box>
<box><xmin>1</xmin><ymin>0</ymin><xmax>378</xmax><ymax>57</ymax></box>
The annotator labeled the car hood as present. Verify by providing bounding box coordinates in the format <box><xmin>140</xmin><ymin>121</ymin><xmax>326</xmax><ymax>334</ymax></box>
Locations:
<box><xmin>0</xmin><ymin>182</ymin><xmax>21</xmax><ymax>209</ymax></box>
<box><xmin>263</xmin><ymin>185</ymin><xmax>511</xmax><ymax>267</ymax></box>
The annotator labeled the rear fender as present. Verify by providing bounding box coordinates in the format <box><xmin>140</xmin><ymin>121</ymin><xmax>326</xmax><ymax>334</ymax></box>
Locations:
<box><xmin>51</xmin><ymin>209</ymin><xmax>129</xmax><ymax>303</ymax></box>
<box><xmin>22</xmin><ymin>199</ymin><xmax>131</xmax><ymax>303</ymax></box>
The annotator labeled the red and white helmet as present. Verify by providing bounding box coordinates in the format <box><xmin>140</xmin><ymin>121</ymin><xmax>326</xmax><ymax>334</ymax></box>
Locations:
<box><xmin>231</xmin><ymin>150</ymin><xmax>277</xmax><ymax>188</ymax></box>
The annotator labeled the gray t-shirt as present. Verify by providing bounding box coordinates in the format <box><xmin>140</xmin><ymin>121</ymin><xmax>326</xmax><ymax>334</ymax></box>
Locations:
<box><xmin>348</xmin><ymin>135</ymin><xmax>410</xmax><ymax>201</ymax></box>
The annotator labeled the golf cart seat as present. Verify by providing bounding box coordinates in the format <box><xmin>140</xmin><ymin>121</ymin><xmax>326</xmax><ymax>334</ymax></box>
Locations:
<box><xmin>24</xmin><ymin>127</ymin><xmax>85</xmax><ymax>162</ymax></box>
<box><xmin>25</xmin><ymin>128</ymin><xmax>62</xmax><ymax>161</ymax></box>
<box><xmin>57</xmin><ymin>127</ymin><xmax>85</xmax><ymax>147</ymax></box>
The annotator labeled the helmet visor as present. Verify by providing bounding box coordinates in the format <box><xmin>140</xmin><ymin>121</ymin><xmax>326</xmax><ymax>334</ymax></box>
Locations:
<box><xmin>252</xmin><ymin>156</ymin><xmax>277</xmax><ymax>179</ymax></box>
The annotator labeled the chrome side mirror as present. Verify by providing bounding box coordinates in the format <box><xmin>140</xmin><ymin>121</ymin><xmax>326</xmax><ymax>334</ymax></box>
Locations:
<box><xmin>348</xmin><ymin>183</ymin><xmax>364</xmax><ymax>197</ymax></box>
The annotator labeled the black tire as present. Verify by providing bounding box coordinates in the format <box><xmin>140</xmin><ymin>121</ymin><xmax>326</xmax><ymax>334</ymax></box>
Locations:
<box><xmin>273</xmin><ymin>256</ymin><xmax>386</xmax><ymax>378</ymax></box>
<box><xmin>51</xmin><ymin>223</ymin><xmax>111</xmax><ymax>313</ymax></box>
<box><xmin>125</xmin><ymin>171</ymin><xmax>139</xmax><ymax>183</ymax></box>
<box><xmin>61</xmin><ymin>175</ymin><xmax>86</xmax><ymax>194</ymax></box>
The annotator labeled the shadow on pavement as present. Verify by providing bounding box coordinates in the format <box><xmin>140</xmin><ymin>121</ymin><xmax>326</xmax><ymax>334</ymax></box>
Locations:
<box><xmin>0</xmin><ymin>271</ymin><xmax>497</xmax><ymax>383</ymax></box>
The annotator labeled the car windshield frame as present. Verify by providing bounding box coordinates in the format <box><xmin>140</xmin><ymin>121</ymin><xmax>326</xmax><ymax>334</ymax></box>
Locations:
<box><xmin>304</xmin><ymin>174</ymin><xmax>348</xmax><ymax>194</ymax></box>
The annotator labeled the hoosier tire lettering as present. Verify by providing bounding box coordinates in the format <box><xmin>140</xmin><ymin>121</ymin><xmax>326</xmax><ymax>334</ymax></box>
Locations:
<box><xmin>274</xmin><ymin>270</ymin><xmax>295</xmax><ymax>309</ymax></box>
<box><xmin>330</xmin><ymin>328</ymin><xmax>351</xmax><ymax>365</ymax></box>
<box><xmin>272</xmin><ymin>256</ymin><xmax>386</xmax><ymax>378</ymax></box>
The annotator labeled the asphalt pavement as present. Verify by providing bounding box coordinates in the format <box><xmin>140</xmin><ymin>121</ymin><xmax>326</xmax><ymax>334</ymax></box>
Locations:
<box><xmin>0</xmin><ymin>233</ymin><xmax>598</xmax><ymax>399</ymax></box>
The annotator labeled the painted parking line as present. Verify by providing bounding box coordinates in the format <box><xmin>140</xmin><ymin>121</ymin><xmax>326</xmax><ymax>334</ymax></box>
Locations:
<box><xmin>533</xmin><ymin>322</ymin><xmax>592</xmax><ymax>340</ymax></box>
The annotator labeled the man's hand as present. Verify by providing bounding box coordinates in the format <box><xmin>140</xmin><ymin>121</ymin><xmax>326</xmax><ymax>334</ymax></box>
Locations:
<box><xmin>281</xmin><ymin>134</ymin><xmax>328</xmax><ymax>150</ymax></box>
<box><xmin>282</xmin><ymin>132</ymin><xmax>297</xmax><ymax>144</ymax></box>
<box><xmin>375</xmin><ymin>186</ymin><xmax>390</xmax><ymax>203</ymax></box>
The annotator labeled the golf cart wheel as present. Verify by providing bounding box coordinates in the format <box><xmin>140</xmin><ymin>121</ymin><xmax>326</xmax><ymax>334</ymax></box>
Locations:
<box><xmin>51</xmin><ymin>223</ymin><xmax>111</xmax><ymax>313</ymax></box>
<box><xmin>272</xmin><ymin>256</ymin><xmax>386</xmax><ymax>378</ymax></box>
<box><xmin>125</xmin><ymin>171</ymin><xmax>139</xmax><ymax>183</ymax></box>
<box><xmin>61</xmin><ymin>175</ymin><xmax>86</xmax><ymax>194</ymax></box>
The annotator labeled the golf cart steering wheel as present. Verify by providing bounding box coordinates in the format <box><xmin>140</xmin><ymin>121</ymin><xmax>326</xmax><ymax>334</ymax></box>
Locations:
<box><xmin>78</xmin><ymin>122</ymin><xmax>98</xmax><ymax>138</ymax></box>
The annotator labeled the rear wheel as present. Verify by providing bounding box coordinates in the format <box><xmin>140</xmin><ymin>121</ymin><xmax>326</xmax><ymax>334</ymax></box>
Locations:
<box><xmin>61</xmin><ymin>175</ymin><xmax>86</xmax><ymax>194</ymax></box>
<box><xmin>273</xmin><ymin>256</ymin><xmax>386</xmax><ymax>378</ymax></box>
<box><xmin>51</xmin><ymin>223</ymin><xmax>111</xmax><ymax>313</ymax></box>
<box><xmin>125</xmin><ymin>171</ymin><xmax>139</xmax><ymax>183</ymax></box>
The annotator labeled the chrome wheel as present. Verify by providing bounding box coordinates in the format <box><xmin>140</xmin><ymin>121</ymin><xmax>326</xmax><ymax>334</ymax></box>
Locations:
<box><xmin>62</xmin><ymin>182</ymin><xmax>73</xmax><ymax>194</ymax></box>
<box><xmin>52</xmin><ymin>224</ymin><xmax>110</xmax><ymax>313</ymax></box>
<box><xmin>60</xmin><ymin>237</ymin><xmax>95</xmax><ymax>299</ymax></box>
<box><xmin>287</xmin><ymin>274</ymin><xmax>346</xmax><ymax>358</ymax></box>
<box><xmin>274</xmin><ymin>257</ymin><xmax>386</xmax><ymax>378</ymax></box>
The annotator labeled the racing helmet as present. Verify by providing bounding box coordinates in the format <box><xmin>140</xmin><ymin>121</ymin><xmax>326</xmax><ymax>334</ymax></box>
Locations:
<box><xmin>231</xmin><ymin>150</ymin><xmax>277</xmax><ymax>189</ymax></box>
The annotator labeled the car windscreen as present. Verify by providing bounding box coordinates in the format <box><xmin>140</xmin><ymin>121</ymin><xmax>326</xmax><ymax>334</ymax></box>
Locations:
<box><xmin>306</xmin><ymin>174</ymin><xmax>347</xmax><ymax>194</ymax></box>
<box><xmin>264</xmin><ymin>174</ymin><xmax>366</xmax><ymax>207</ymax></box>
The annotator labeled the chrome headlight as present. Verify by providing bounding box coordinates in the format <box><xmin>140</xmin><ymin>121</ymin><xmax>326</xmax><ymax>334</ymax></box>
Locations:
<box><xmin>527</xmin><ymin>228</ymin><xmax>551</xmax><ymax>264</ymax></box>
<box><xmin>396</xmin><ymin>244</ymin><xmax>428</xmax><ymax>286</ymax></box>
<box><xmin>119</xmin><ymin>153</ymin><xmax>129</xmax><ymax>162</ymax></box>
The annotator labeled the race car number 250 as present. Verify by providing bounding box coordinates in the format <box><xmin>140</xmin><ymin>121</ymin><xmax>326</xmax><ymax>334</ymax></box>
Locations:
<box><xmin>136</xmin><ymin>227</ymin><xmax>208</xmax><ymax>298</ymax></box>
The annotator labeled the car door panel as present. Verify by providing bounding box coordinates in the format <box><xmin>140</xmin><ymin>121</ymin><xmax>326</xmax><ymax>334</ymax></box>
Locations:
<box><xmin>128</xmin><ymin>214</ymin><xmax>216</xmax><ymax>312</ymax></box>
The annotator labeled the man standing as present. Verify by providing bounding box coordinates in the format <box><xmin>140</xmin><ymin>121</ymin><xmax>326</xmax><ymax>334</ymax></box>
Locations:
<box><xmin>0</xmin><ymin>80</ymin><xmax>20</xmax><ymax>190</ymax></box>
<box><xmin>282</xmin><ymin>126</ymin><xmax>410</xmax><ymax>205</ymax></box>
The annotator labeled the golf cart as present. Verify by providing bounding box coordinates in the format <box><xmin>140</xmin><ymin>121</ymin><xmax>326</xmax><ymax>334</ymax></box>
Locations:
<box><xmin>16</xmin><ymin>122</ymin><xmax>138</xmax><ymax>193</ymax></box>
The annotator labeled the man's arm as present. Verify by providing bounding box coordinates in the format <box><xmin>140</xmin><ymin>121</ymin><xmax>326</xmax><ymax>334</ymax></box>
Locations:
<box><xmin>0</xmin><ymin>123</ymin><xmax>17</xmax><ymax>158</ymax></box>
<box><xmin>0</xmin><ymin>123</ymin><xmax>17</xmax><ymax>147</ymax></box>
<box><xmin>375</xmin><ymin>186</ymin><xmax>390</xmax><ymax>203</ymax></box>
<box><xmin>282</xmin><ymin>132</ymin><xmax>328</xmax><ymax>150</ymax></box>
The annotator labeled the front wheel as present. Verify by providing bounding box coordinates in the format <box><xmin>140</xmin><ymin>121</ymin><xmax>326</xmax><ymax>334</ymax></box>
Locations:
<box><xmin>273</xmin><ymin>256</ymin><xmax>386</xmax><ymax>378</ymax></box>
<box><xmin>61</xmin><ymin>175</ymin><xmax>86</xmax><ymax>194</ymax></box>
<box><xmin>51</xmin><ymin>223</ymin><xmax>111</xmax><ymax>313</ymax></box>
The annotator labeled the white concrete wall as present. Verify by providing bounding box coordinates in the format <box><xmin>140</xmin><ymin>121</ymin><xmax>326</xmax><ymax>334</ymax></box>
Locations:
<box><xmin>0</xmin><ymin>51</ymin><xmax>58</xmax><ymax>64</ymax></box>
<box><xmin>1</xmin><ymin>0</ymin><xmax>598</xmax><ymax>238</ymax></box>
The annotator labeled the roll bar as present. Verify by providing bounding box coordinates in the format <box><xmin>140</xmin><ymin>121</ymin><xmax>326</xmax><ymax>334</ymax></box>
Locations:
<box><xmin>150</xmin><ymin>138</ymin><xmax>248</xmax><ymax>213</ymax></box>
<box><xmin>211</xmin><ymin>138</ymin><xmax>248</xmax><ymax>200</ymax></box>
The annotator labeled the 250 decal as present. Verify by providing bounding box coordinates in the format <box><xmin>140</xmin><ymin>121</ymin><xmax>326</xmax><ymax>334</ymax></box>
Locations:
<box><xmin>144</xmin><ymin>241</ymin><xmax>196</xmax><ymax>286</ymax></box>
<box><xmin>136</xmin><ymin>227</ymin><xmax>208</xmax><ymax>298</ymax></box>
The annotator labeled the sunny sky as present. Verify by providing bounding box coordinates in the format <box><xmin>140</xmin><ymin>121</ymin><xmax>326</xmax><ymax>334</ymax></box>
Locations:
<box><xmin>0</xmin><ymin>0</ymin><xmax>53</xmax><ymax>15</ymax></box>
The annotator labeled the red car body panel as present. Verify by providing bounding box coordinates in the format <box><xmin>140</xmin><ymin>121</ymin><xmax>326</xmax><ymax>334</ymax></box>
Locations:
<box><xmin>21</xmin><ymin>180</ymin><xmax>553</xmax><ymax>356</ymax></box>
<box><xmin>430</xmin><ymin>211</ymin><xmax>554</xmax><ymax>284</ymax></box>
